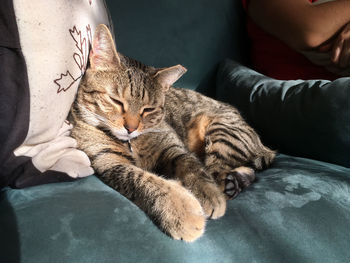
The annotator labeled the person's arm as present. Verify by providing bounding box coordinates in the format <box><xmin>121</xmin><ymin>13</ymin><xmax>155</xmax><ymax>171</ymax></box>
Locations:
<box><xmin>247</xmin><ymin>0</ymin><xmax>350</xmax><ymax>51</ymax></box>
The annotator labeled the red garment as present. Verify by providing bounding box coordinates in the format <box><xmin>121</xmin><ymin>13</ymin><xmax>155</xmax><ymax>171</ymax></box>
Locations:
<box><xmin>242</xmin><ymin>0</ymin><xmax>339</xmax><ymax>80</ymax></box>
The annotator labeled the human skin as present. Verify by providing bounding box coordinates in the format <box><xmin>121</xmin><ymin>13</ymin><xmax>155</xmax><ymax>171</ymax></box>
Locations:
<box><xmin>247</xmin><ymin>0</ymin><xmax>350</xmax><ymax>67</ymax></box>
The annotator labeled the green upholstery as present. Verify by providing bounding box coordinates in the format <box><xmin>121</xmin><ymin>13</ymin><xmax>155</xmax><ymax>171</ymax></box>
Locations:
<box><xmin>216</xmin><ymin>59</ymin><xmax>350</xmax><ymax>168</ymax></box>
<box><xmin>108</xmin><ymin>0</ymin><xmax>249</xmax><ymax>96</ymax></box>
<box><xmin>1</xmin><ymin>154</ymin><xmax>350</xmax><ymax>263</ymax></box>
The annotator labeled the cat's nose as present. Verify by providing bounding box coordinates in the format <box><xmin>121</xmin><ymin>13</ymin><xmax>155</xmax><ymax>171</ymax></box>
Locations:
<box><xmin>124</xmin><ymin>115</ymin><xmax>139</xmax><ymax>134</ymax></box>
<box><xmin>124</xmin><ymin>125</ymin><xmax>137</xmax><ymax>134</ymax></box>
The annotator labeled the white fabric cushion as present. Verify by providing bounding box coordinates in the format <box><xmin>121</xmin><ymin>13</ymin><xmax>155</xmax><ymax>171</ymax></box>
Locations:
<box><xmin>13</xmin><ymin>0</ymin><xmax>112</xmax><ymax>178</ymax></box>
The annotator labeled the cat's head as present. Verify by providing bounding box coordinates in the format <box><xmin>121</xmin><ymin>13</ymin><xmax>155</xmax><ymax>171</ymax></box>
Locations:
<box><xmin>78</xmin><ymin>24</ymin><xmax>186</xmax><ymax>141</ymax></box>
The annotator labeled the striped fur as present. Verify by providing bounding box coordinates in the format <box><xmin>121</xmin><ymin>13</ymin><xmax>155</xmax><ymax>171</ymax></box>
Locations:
<box><xmin>70</xmin><ymin>25</ymin><xmax>275</xmax><ymax>242</ymax></box>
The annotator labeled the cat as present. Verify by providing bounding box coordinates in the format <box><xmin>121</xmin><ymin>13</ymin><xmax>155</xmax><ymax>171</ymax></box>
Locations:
<box><xmin>70</xmin><ymin>24</ymin><xmax>275</xmax><ymax>242</ymax></box>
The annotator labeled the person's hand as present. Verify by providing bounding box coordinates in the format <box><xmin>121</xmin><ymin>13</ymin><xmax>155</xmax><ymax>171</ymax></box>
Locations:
<box><xmin>331</xmin><ymin>22</ymin><xmax>350</xmax><ymax>68</ymax></box>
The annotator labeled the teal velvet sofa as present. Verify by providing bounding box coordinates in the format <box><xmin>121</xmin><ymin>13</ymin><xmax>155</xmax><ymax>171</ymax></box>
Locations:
<box><xmin>2</xmin><ymin>0</ymin><xmax>350</xmax><ymax>262</ymax></box>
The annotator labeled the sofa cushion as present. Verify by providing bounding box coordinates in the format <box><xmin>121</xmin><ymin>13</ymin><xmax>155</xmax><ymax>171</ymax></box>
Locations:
<box><xmin>216</xmin><ymin>59</ymin><xmax>350</xmax><ymax>168</ymax></box>
<box><xmin>1</xmin><ymin>154</ymin><xmax>350</xmax><ymax>262</ymax></box>
<box><xmin>0</xmin><ymin>0</ymin><xmax>113</xmax><ymax>188</ymax></box>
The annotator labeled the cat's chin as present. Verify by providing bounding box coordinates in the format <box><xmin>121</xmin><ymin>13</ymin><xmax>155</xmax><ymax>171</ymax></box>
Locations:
<box><xmin>111</xmin><ymin>130</ymin><xmax>141</xmax><ymax>141</ymax></box>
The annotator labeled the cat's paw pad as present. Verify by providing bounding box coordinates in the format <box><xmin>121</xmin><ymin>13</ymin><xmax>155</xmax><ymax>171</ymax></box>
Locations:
<box><xmin>225</xmin><ymin>167</ymin><xmax>255</xmax><ymax>199</ymax></box>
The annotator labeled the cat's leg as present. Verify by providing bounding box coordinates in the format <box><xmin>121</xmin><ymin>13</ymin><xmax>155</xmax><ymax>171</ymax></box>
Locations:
<box><xmin>148</xmin><ymin>130</ymin><xmax>227</xmax><ymax>220</ymax></box>
<box><xmin>92</xmin><ymin>150</ymin><xmax>206</xmax><ymax>242</ymax></box>
<box><xmin>187</xmin><ymin>113</ymin><xmax>275</xmax><ymax>199</ymax></box>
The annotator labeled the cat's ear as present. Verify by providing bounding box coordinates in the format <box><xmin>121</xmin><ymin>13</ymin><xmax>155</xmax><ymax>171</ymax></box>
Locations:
<box><xmin>154</xmin><ymin>65</ymin><xmax>187</xmax><ymax>91</ymax></box>
<box><xmin>89</xmin><ymin>24</ymin><xmax>121</xmax><ymax>70</ymax></box>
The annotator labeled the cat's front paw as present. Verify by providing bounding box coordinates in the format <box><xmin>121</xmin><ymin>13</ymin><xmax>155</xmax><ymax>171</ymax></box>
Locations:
<box><xmin>159</xmin><ymin>181</ymin><xmax>206</xmax><ymax>242</ymax></box>
<box><xmin>188</xmin><ymin>176</ymin><xmax>227</xmax><ymax>220</ymax></box>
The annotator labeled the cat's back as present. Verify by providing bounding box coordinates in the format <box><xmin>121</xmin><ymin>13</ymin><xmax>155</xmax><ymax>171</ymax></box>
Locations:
<box><xmin>164</xmin><ymin>87</ymin><xmax>229</xmax><ymax>139</ymax></box>
<box><xmin>165</xmin><ymin>87</ymin><xmax>223</xmax><ymax>116</ymax></box>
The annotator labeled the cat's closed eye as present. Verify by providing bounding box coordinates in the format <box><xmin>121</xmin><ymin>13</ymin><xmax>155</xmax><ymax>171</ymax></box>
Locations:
<box><xmin>141</xmin><ymin>107</ymin><xmax>156</xmax><ymax>116</ymax></box>
<box><xmin>110</xmin><ymin>97</ymin><xmax>125</xmax><ymax>112</ymax></box>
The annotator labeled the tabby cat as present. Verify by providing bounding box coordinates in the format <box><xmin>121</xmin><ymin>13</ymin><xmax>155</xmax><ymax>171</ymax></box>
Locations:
<box><xmin>70</xmin><ymin>24</ymin><xmax>275</xmax><ymax>242</ymax></box>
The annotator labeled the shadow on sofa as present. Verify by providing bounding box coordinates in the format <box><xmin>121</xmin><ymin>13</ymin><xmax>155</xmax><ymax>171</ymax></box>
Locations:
<box><xmin>0</xmin><ymin>193</ymin><xmax>20</xmax><ymax>263</ymax></box>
